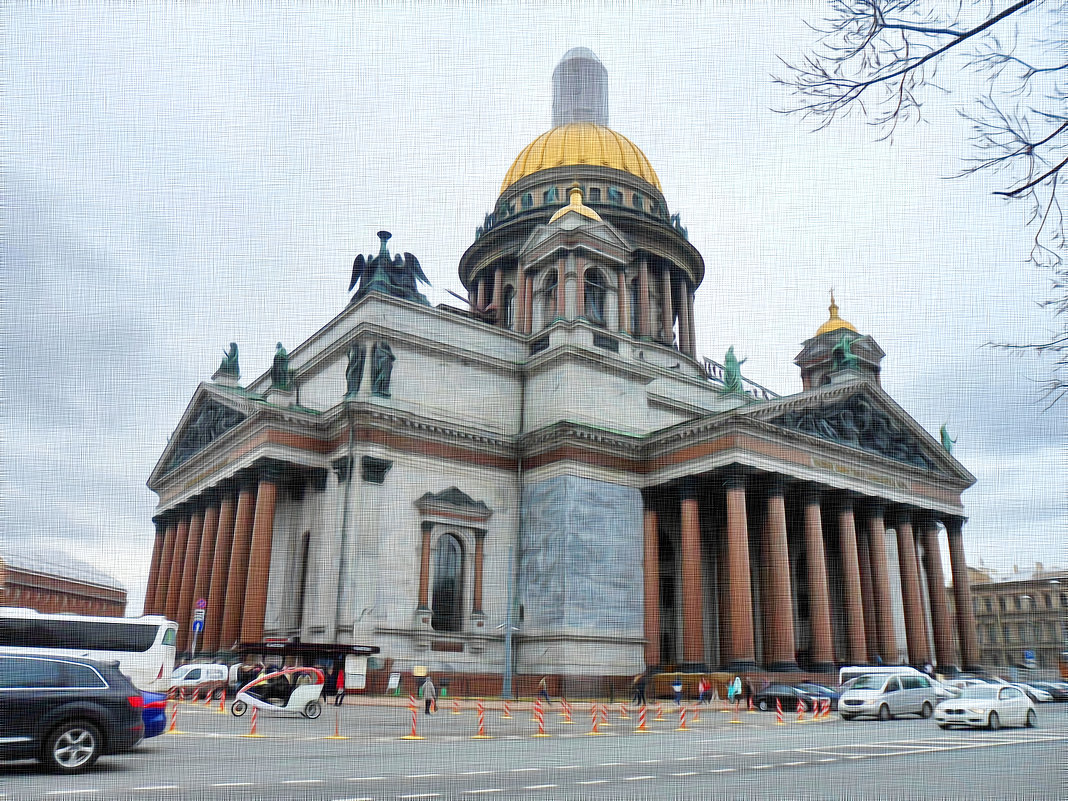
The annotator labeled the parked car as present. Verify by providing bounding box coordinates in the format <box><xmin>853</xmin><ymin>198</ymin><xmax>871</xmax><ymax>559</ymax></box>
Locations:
<box><xmin>838</xmin><ymin>672</ymin><xmax>939</xmax><ymax>720</ymax></box>
<box><xmin>1029</xmin><ymin>681</ymin><xmax>1068</xmax><ymax>702</ymax></box>
<box><xmin>934</xmin><ymin>684</ymin><xmax>1036</xmax><ymax>730</ymax></box>
<box><xmin>1010</xmin><ymin>683</ymin><xmax>1053</xmax><ymax>703</ymax></box>
<box><xmin>141</xmin><ymin>690</ymin><xmax>168</xmax><ymax>738</ymax></box>
<box><xmin>793</xmin><ymin>682</ymin><xmax>841</xmax><ymax>710</ymax></box>
<box><xmin>171</xmin><ymin>663</ymin><xmax>228</xmax><ymax>698</ymax></box>
<box><xmin>751</xmin><ymin>683</ymin><xmax>819</xmax><ymax>712</ymax></box>
<box><xmin>0</xmin><ymin>653</ymin><xmax>144</xmax><ymax>772</ymax></box>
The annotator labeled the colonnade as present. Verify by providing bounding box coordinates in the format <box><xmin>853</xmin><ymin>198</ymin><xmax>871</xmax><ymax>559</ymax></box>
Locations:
<box><xmin>642</xmin><ymin>469</ymin><xmax>980</xmax><ymax>673</ymax></box>
<box><xmin>472</xmin><ymin>257</ymin><xmax>697</xmax><ymax>357</ymax></box>
<box><xmin>144</xmin><ymin>460</ymin><xmax>300</xmax><ymax>654</ymax></box>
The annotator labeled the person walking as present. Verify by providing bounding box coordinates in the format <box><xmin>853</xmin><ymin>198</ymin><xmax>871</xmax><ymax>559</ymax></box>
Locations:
<box><xmin>697</xmin><ymin>676</ymin><xmax>709</xmax><ymax>705</ymax></box>
<box><xmin>334</xmin><ymin>667</ymin><xmax>345</xmax><ymax>705</ymax></box>
<box><xmin>537</xmin><ymin>676</ymin><xmax>551</xmax><ymax>705</ymax></box>
<box><xmin>672</xmin><ymin>677</ymin><xmax>683</xmax><ymax>707</ymax></box>
<box><xmin>632</xmin><ymin>671</ymin><xmax>648</xmax><ymax>707</ymax></box>
<box><xmin>323</xmin><ymin>665</ymin><xmax>339</xmax><ymax>705</ymax></box>
<box><xmin>421</xmin><ymin>676</ymin><xmax>437</xmax><ymax>715</ymax></box>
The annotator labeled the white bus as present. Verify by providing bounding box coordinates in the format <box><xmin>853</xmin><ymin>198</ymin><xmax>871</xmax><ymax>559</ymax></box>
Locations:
<box><xmin>0</xmin><ymin>607</ymin><xmax>178</xmax><ymax>692</ymax></box>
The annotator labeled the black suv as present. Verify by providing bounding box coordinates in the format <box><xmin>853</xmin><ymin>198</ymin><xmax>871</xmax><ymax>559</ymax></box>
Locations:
<box><xmin>0</xmin><ymin>653</ymin><xmax>144</xmax><ymax>772</ymax></box>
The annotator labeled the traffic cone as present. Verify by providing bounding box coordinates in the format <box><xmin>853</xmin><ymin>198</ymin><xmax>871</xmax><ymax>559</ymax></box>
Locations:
<box><xmin>635</xmin><ymin>704</ymin><xmax>650</xmax><ymax>733</ymax></box>
<box><xmin>587</xmin><ymin>702</ymin><xmax>603</xmax><ymax>735</ymax></box>
<box><xmin>241</xmin><ymin>706</ymin><xmax>263</xmax><ymax>737</ymax></box>
<box><xmin>472</xmin><ymin>700</ymin><xmax>491</xmax><ymax>739</ymax></box>
<box><xmin>401</xmin><ymin>694</ymin><xmax>424</xmax><ymax>740</ymax></box>
<box><xmin>676</xmin><ymin>704</ymin><xmax>689</xmax><ymax>731</ymax></box>
<box><xmin>775</xmin><ymin>697</ymin><xmax>785</xmax><ymax>725</ymax></box>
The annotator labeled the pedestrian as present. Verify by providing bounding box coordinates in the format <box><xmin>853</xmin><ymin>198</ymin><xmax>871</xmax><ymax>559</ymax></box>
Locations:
<box><xmin>323</xmin><ymin>665</ymin><xmax>339</xmax><ymax>704</ymax></box>
<box><xmin>697</xmin><ymin>676</ymin><xmax>709</xmax><ymax>705</ymax></box>
<box><xmin>672</xmin><ymin>677</ymin><xmax>682</xmax><ymax>707</ymax></box>
<box><xmin>537</xmin><ymin>675</ymin><xmax>551</xmax><ymax>705</ymax></box>
<box><xmin>631</xmin><ymin>671</ymin><xmax>648</xmax><ymax>707</ymax></box>
<box><xmin>335</xmin><ymin>667</ymin><xmax>345</xmax><ymax>705</ymax></box>
<box><xmin>743</xmin><ymin>679</ymin><xmax>754</xmax><ymax>707</ymax></box>
<box><xmin>421</xmin><ymin>676</ymin><xmax>437</xmax><ymax>715</ymax></box>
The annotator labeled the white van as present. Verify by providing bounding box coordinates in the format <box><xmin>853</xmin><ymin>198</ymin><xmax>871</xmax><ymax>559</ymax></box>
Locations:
<box><xmin>171</xmin><ymin>663</ymin><xmax>229</xmax><ymax>697</ymax></box>
<box><xmin>839</xmin><ymin>672</ymin><xmax>940</xmax><ymax>720</ymax></box>
<box><xmin>839</xmin><ymin>665</ymin><xmax>927</xmax><ymax>685</ymax></box>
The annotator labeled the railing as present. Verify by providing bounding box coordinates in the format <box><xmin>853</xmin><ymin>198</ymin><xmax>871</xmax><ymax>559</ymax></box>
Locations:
<box><xmin>703</xmin><ymin>357</ymin><xmax>780</xmax><ymax>402</ymax></box>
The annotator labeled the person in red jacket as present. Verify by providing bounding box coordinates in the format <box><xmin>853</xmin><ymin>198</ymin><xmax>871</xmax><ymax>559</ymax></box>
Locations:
<box><xmin>335</xmin><ymin>668</ymin><xmax>345</xmax><ymax>705</ymax></box>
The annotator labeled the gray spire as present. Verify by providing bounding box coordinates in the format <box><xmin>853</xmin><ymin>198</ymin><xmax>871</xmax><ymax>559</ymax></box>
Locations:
<box><xmin>552</xmin><ymin>47</ymin><xmax>608</xmax><ymax>127</ymax></box>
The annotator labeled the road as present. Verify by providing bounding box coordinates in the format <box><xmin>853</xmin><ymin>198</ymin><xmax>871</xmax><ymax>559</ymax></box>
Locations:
<box><xmin>2</xmin><ymin>698</ymin><xmax>1066</xmax><ymax>799</ymax></box>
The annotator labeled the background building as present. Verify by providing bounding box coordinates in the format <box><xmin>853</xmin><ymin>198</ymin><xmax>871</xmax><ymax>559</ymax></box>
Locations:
<box><xmin>144</xmin><ymin>49</ymin><xmax>981</xmax><ymax>690</ymax></box>
<box><xmin>0</xmin><ymin>546</ymin><xmax>127</xmax><ymax>616</ymax></box>
<box><xmin>970</xmin><ymin>569</ymin><xmax>1068</xmax><ymax>670</ymax></box>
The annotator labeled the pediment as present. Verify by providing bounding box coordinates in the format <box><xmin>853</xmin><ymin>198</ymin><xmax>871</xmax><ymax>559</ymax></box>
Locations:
<box><xmin>415</xmin><ymin>486</ymin><xmax>493</xmax><ymax>522</ymax></box>
<box><xmin>751</xmin><ymin>384</ymin><xmax>972</xmax><ymax>481</ymax></box>
<box><xmin>518</xmin><ymin>217</ymin><xmax>632</xmax><ymax>265</ymax></box>
<box><xmin>151</xmin><ymin>386</ymin><xmax>250</xmax><ymax>481</ymax></box>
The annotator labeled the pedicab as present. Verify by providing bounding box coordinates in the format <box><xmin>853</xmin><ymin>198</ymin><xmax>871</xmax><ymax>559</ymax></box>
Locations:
<box><xmin>231</xmin><ymin>666</ymin><xmax>325</xmax><ymax>719</ymax></box>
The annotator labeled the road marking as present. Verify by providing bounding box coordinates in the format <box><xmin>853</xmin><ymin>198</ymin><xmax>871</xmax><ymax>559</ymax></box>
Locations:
<box><xmin>284</xmin><ymin>779</ymin><xmax>324</xmax><ymax>784</ymax></box>
<box><xmin>783</xmin><ymin>761</ymin><xmax>809</xmax><ymax>766</ymax></box>
<box><xmin>672</xmin><ymin>771</ymin><xmax>698</xmax><ymax>776</ymax></box>
<box><xmin>674</xmin><ymin>756</ymin><xmax>699</xmax><ymax>761</ymax></box>
<box><xmin>462</xmin><ymin>791</ymin><xmax>503</xmax><ymax>795</ymax></box>
<box><xmin>577</xmin><ymin>780</ymin><xmax>609</xmax><ymax>785</ymax></box>
<box><xmin>212</xmin><ymin>783</ymin><xmax>254</xmax><ymax>787</ymax></box>
<box><xmin>556</xmin><ymin>765</ymin><xmax>580</xmax><ymax>769</ymax></box>
<box><xmin>599</xmin><ymin>762</ymin><xmax>622</xmax><ymax>766</ymax></box>
<box><xmin>398</xmin><ymin>795</ymin><xmax>440</xmax><ymax>800</ymax></box>
<box><xmin>510</xmin><ymin>767</ymin><xmax>538</xmax><ymax>772</ymax></box>
<box><xmin>523</xmin><ymin>785</ymin><xmax>557</xmax><ymax>790</ymax></box>
<box><xmin>818</xmin><ymin>758</ymin><xmax>836</xmax><ymax>763</ymax></box>
<box><xmin>132</xmin><ymin>787</ymin><xmax>179</xmax><ymax>791</ymax></box>
<box><xmin>332</xmin><ymin>798</ymin><xmax>375</xmax><ymax>801</ymax></box>
<box><xmin>709</xmin><ymin>768</ymin><xmax>736</xmax><ymax>774</ymax></box>
<box><xmin>638</xmin><ymin>758</ymin><xmax>660</xmax><ymax>764</ymax></box>
<box><xmin>345</xmin><ymin>777</ymin><xmax>386</xmax><ymax>781</ymax></box>
<box><xmin>752</xmin><ymin>765</ymin><xmax>774</xmax><ymax>769</ymax></box>
<box><xmin>625</xmin><ymin>776</ymin><xmax>655</xmax><ymax>781</ymax></box>
<box><xmin>46</xmin><ymin>793</ymin><xmax>100</xmax><ymax>797</ymax></box>
<box><xmin>459</xmin><ymin>770</ymin><xmax>492</xmax><ymax>775</ymax></box>
<box><xmin>407</xmin><ymin>773</ymin><xmax>441</xmax><ymax>778</ymax></box>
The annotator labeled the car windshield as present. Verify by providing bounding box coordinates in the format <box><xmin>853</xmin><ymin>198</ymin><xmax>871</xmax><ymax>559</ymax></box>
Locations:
<box><xmin>851</xmin><ymin>675</ymin><xmax>888</xmax><ymax>690</ymax></box>
<box><xmin>959</xmin><ymin>686</ymin><xmax>999</xmax><ymax>699</ymax></box>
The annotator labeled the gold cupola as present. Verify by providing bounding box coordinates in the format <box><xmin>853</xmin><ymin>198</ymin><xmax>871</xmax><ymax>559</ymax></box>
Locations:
<box><xmin>815</xmin><ymin>292</ymin><xmax>859</xmax><ymax>337</ymax></box>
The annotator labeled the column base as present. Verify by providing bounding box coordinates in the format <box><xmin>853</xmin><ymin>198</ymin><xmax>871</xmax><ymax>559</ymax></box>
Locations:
<box><xmin>679</xmin><ymin>662</ymin><xmax>707</xmax><ymax>673</ymax></box>
<box><xmin>727</xmin><ymin>659</ymin><xmax>760</xmax><ymax>673</ymax></box>
<box><xmin>766</xmin><ymin>661</ymin><xmax>800</xmax><ymax>673</ymax></box>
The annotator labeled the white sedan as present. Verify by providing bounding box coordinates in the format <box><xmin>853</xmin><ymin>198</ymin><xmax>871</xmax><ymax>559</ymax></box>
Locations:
<box><xmin>934</xmin><ymin>684</ymin><xmax>1037</xmax><ymax>730</ymax></box>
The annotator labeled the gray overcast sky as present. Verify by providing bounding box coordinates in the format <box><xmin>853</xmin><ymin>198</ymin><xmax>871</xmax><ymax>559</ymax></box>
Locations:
<box><xmin>3</xmin><ymin>2</ymin><xmax>1064</xmax><ymax>615</ymax></box>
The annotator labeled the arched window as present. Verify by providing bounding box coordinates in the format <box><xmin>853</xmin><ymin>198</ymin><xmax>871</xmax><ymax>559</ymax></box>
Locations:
<box><xmin>542</xmin><ymin>270</ymin><xmax>559</xmax><ymax>321</ymax></box>
<box><xmin>584</xmin><ymin>269</ymin><xmax>607</xmax><ymax>326</ymax></box>
<box><xmin>630</xmin><ymin>277</ymin><xmax>641</xmax><ymax>333</ymax></box>
<box><xmin>432</xmin><ymin>534</ymin><xmax>464</xmax><ymax>632</ymax></box>
<box><xmin>502</xmin><ymin>286</ymin><xmax>516</xmax><ymax>329</ymax></box>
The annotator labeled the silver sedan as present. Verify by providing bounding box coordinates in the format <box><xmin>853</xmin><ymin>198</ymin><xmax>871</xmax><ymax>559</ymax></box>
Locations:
<box><xmin>934</xmin><ymin>684</ymin><xmax>1037</xmax><ymax>730</ymax></box>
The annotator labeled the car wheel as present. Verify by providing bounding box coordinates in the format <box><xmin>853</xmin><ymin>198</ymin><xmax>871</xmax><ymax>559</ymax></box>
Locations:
<box><xmin>920</xmin><ymin>702</ymin><xmax>933</xmax><ymax>719</ymax></box>
<box><xmin>987</xmin><ymin>711</ymin><xmax>1000</xmax><ymax>731</ymax></box>
<box><xmin>1025</xmin><ymin>709</ymin><xmax>1037</xmax><ymax>728</ymax></box>
<box><xmin>840</xmin><ymin>713</ymin><xmax>854</xmax><ymax>721</ymax></box>
<box><xmin>877</xmin><ymin>704</ymin><xmax>891</xmax><ymax>721</ymax></box>
<box><xmin>937</xmin><ymin>722</ymin><xmax>948</xmax><ymax>729</ymax></box>
<box><xmin>303</xmin><ymin>701</ymin><xmax>322</xmax><ymax>719</ymax></box>
<box><xmin>44</xmin><ymin>721</ymin><xmax>101</xmax><ymax>774</ymax></box>
<box><xmin>231</xmin><ymin>700</ymin><xmax>248</xmax><ymax>717</ymax></box>
<box><xmin>758</xmin><ymin>699</ymin><xmax>769</xmax><ymax>711</ymax></box>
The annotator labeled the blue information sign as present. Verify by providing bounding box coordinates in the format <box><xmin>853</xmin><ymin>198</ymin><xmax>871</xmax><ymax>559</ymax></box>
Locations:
<box><xmin>192</xmin><ymin>619</ymin><xmax>204</xmax><ymax>633</ymax></box>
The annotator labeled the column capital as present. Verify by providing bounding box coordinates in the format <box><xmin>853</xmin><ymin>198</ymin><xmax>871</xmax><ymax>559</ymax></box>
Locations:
<box><xmin>420</xmin><ymin>520</ymin><xmax>435</xmax><ymax>534</ymax></box>
<box><xmin>473</xmin><ymin>528</ymin><xmax>488</xmax><ymax>541</ymax></box>
<box><xmin>677</xmin><ymin>475</ymin><xmax>699</xmax><ymax>500</ymax></box>
<box><xmin>721</xmin><ymin>467</ymin><xmax>748</xmax><ymax>491</ymax></box>
<box><xmin>943</xmin><ymin>516</ymin><xmax>966</xmax><ymax>536</ymax></box>
<box><xmin>199</xmin><ymin>487</ymin><xmax>222</xmax><ymax>508</ymax></box>
<box><xmin>862</xmin><ymin>498</ymin><xmax>886</xmax><ymax>518</ymax></box>
<box><xmin>800</xmin><ymin>482</ymin><xmax>822</xmax><ymax>505</ymax></box>
<box><xmin>888</xmin><ymin>505</ymin><xmax>914</xmax><ymax>527</ymax></box>
<box><xmin>763</xmin><ymin>473</ymin><xmax>787</xmax><ymax>497</ymax></box>
<box><xmin>834</xmin><ymin>490</ymin><xmax>859</xmax><ymax>512</ymax></box>
<box><xmin>252</xmin><ymin>457</ymin><xmax>291</xmax><ymax>485</ymax></box>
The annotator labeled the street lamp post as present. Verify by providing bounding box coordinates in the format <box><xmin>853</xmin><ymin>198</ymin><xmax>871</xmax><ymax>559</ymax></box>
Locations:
<box><xmin>1020</xmin><ymin>594</ymin><xmax>1036</xmax><ymax>673</ymax></box>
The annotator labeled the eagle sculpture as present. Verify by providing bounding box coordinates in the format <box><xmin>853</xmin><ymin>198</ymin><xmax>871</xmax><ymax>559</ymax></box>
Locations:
<box><xmin>349</xmin><ymin>231</ymin><xmax>430</xmax><ymax>306</ymax></box>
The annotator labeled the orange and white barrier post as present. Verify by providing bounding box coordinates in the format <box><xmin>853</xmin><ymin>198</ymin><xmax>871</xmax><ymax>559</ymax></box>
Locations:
<box><xmin>192</xmin><ymin>688</ymin><xmax>200</xmax><ymax>705</ymax></box>
<box><xmin>796</xmin><ymin>698</ymin><xmax>806</xmax><ymax>723</ymax></box>
<box><xmin>618</xmin><ymin>702</ymin><xmax>629</xmax><ymax>720</ymax></box>
<box><xmin>217</xmin><ymin>689</ymin><xmax>228</xmax><ymax>714</ymax></box>
<box><xmin>635</xmin><ymin>704</ymin><xmax>650</xmax><ymax>733</ymax></box>
<box><xmin>204</xmin><ymin>689</ymin><xmax>214</xmax><ymax>707</ymax></box>
<box><xmin>775</xmin><ymin>697</ymin><xmax>785</xmax><ymax>725</ymax></box>
<box><xmin>560</xmin><ymin>698</ymin><xmax>573</xmax><ymax>724</ymax></box>
<box><xmin>472</xmin><ymin>700</ymin><xmax>491</xmax><ymax>739</ymax></box>
<box><xmin>401</xmin><ymin>694</ymin><xmax>423</xmax><ymax>740</ymax></box>
<box><xmin>166</xmin><ymin>700</ymin><xmax>182</xmax><ymax>734</ymax></box>
<box><xmin>692</xmin><ymin>702</ymin><xmax>701</xmax><ymax>724</ymax></box>
<box><xmin>823</xmin><ymin>698</ymin><xmax>832</xmax><ymax>720</ymax></box>
<box><xmin>587</xmin><ymin>702</ymin><xmax>603</xmax><ymax>735</ymax></box>
<box><xmin>748</xmin><ymin>696</ymin><xmax>757</xmax><ymax>713</ymax></box>
<box><xmin>326</xmin><ymin>703</ymin><xmax>348</xmax><ymax>740</ymax></box>
<box><xmin>676</xmin><ymin>703</ymin><xmax>689</xmax><ymax>731</ymax></box>
<box><xmin>502</xmin><ymin>700</ymin><xmax>512</xmax><ymax>719</ymax></box>
<box><xmin>533</xmin><ymin>696</ymin><xmax>549</xmax><ymax>737</ymax></box>
<box><xmin>179</xmin><ymin>687</ymin><xmax>186</xmax><ymax>703</ymax></box>
<box><xmin>241</xmin><ymin>705</ymin><xmax>262</xmax><ymax>737</ymax></box>
<box><xmin>452</xmin><ymin>698</ymin><xmax>462</xmax><ymax>715</ymax></box>
<box><xmin>655</xmin><ymin>702</ymin><xmax>665</xmax><ymax>721</ymax></box>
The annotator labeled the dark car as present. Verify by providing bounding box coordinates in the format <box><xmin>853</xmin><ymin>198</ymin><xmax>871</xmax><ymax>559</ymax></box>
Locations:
<box><xmin>794</xmin><ymin>681</ymin><xmax>841</xmax><ymax>710</ymax></box>
<box><xmin>752</xmin><ymin>683</ymin><xmax>819</xmax><ymax>712</ymax></box>
<box><xmin>1030</xmin><ymin>681</ymin><xmax>1068</xmax><ymax>702</ymax></box>
<box><xmin>0</xmin><ymin>653</ymin><xmax>144</xmax><ymax>772</ymax></box>
<box><xmin>142</xmin><ymin>690</ymin><xmax>168</xmax><ymax>737</ymax></box>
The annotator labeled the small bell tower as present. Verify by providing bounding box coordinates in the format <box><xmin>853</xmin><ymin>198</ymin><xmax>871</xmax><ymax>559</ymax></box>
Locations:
<box><xmin>795</xmin><ymin>293</ymin><xmax>884</xmax><ymax>390</ymax></box>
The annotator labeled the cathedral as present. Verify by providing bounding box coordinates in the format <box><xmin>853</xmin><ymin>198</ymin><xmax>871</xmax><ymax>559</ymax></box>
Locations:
<box><xmin>144</xmin><ymin>49</ymin><xmax>980</xmax><ymax>692</ymax></box>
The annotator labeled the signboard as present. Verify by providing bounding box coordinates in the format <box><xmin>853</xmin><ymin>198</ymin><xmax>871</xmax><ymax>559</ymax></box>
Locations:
<box><xmin>195</xmin><ymin>598</ymin><xmax>207</xmax><ymax>609</ymax></box>
<box><xmin>191</xmin><ymin>619</ymin><xmax>204</xmax><ymax>633</ymax></box>
<box><xmin>386</xmin><ymin>672</ymin><xmax>401</xmax><ymax>692</ymax></box>
<box><xmin>344</xmin><ymin>655</ymin><xmax>367</xmax><ymax>690</ymax></box>
<box><xmin>192</xmin><ymin>609</ymin><xmax>206</xmax><ymax>622</ymax></box>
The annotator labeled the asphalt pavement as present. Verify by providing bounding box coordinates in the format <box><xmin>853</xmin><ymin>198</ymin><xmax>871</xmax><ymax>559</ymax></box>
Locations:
<box><xmin>2</xmin><ymin>697</ymin><xmax>1066</xmax><ymax>800</ymax></box>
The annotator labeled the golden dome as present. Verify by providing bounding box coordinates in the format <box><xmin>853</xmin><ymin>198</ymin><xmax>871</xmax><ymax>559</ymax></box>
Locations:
<box><xmin>816</xmin><ymin>292</ymin><xmax>859</xmax><ymax>336</ymax></box>
<box><xmin>501</xmin><ymin>122</ymin><xmax>662</xmax><ymax>193</ymax></box>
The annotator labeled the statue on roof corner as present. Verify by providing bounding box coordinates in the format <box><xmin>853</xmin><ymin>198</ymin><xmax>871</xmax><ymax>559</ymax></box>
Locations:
<box><xmin>349</xmin><ymin>231</ymin><xmax>431</xmax><ymax>306</ymax></box>
<box><xmin>940</xmin><ymin>424</ymin><xmax>956</xmax><ymax>454</ymax></box>
<box><xmin>720</xmin><ymin>346</ymin><xmax>747</xmax><ymax>394</ymax></box>
<box><xmin>218</xmin><ymin>343</ymin><xmax>239</xmax><ymax>378</ymax></box>
<box><xmin>271</xmin><ymin>342</ymin><xmax>294</xmax><ymax>391</ymax></box>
